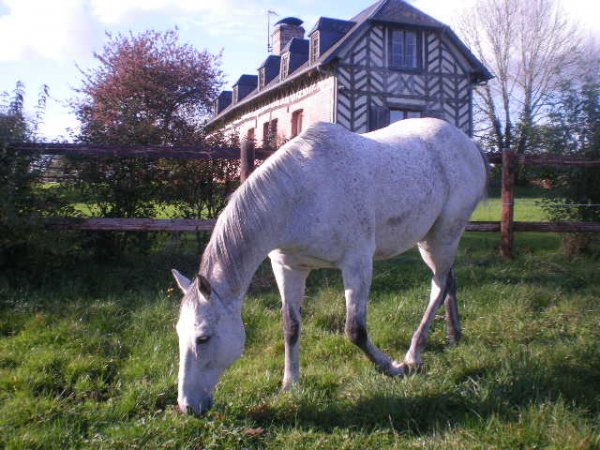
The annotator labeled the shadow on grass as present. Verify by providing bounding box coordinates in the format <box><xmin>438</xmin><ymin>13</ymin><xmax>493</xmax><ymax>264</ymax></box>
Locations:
<box><xmin>245</xmin><ymin>346</ymin><xmax>599</xmax><ymax>436</ymax></box>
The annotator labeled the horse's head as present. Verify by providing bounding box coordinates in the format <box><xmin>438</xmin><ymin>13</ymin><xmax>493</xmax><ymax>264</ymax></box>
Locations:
<box><xmin>172</xmin><ymin>269</ymin><xmax>245</xmax><ymax>415</ymax></box>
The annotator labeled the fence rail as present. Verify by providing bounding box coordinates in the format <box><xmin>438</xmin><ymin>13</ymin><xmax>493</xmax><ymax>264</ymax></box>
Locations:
<box><xmin>8</xmin><ymin>143</ymin><xmax>600</xmax><ymax>258</ymax></box>
<box><xmin>42</xmin><ymin>218</ymin><xmax>600</xmax><ymax>233</ymax></box>
<box><xmin>10</xmin><ymin>142</ymin><xmax>274</xmax><ymax>161</ymax></box>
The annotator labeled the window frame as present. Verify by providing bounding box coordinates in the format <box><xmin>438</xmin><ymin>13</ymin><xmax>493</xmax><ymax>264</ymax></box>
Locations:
<box><xmin>258</xmin><ymin>68</ymin><xmax>265</xmax><ymax>90</ymax></box>
<box><xmin>309</xmin><ymin>31</ymin><xmax>320</xmax><ymax>64</ymax></box>
<box><xmin>388</xmin><ymin>28</ymin><xmax>421</xmax><ymax>72</ymax></box>
<box><xmin>389</xmin><ymin>108</ymin><xmax>422</xmax><ymax>124</ymax></box>
<box><xmin>280</xmin><ymin>53</ymin><xmax>290</xmax><ymax>80</ymax></box>
<box><xmin>291</xmin><ymin>109</ymin><xmax>304</xmax><ymax>137</ymax></box>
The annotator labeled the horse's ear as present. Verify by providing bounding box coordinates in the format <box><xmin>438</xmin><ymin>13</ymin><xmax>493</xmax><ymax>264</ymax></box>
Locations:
<box><xmin>171</xmin><ymin>269</ymin><xmax>192</xmax><ymax>293</ymax></box>
<box><xmin>198</xmin><ymin>275</ymin><xmax>212</xmax><ymax>299</ymax></box>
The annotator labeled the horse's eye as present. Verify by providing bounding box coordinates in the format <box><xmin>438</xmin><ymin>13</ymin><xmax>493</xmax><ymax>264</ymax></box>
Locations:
<box><xmin>195</xmin><ymin>335</ymin><xmax>211</xmax><ymax>346</ymax></box>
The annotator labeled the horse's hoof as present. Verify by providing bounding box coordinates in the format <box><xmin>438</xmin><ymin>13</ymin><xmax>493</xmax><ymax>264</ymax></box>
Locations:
<box><xmin>399</xmin><ymin>361</ymin><xmax>425</xmax><ymax>375</ymax></box>
<box><xmin>281</xmin><ymin>381</ymin><xmax>298</xmax><ymax>392</ymax></box>
<box><xmin>380</xmin><ymin>360</ymin><xmax>409</xmax><ymax>377</ymax></box>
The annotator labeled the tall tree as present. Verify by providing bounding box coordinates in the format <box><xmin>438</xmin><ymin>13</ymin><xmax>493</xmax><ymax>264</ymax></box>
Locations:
<box><xmin>72</xmin><ymin>28</ymin><xmax>223</xmax><ymax>145</ymax></box>
<box><xmin>458</xmin><ymin>0</ymin><xmax>583</xmax><ymax>153</ymax></box>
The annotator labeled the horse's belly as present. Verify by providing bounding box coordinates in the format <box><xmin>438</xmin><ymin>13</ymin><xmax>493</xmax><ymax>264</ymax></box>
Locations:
<box><xmin>373</xmin><ymin>209</ymin><xmax>439</xmax><ymax>260</ymax></box>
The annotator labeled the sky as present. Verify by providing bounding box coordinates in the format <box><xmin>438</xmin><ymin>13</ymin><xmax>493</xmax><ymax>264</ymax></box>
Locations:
<box><xmin>1</xmin><ymin>0</ymin><xmax>599</xmax><ymax>141</ymax></box>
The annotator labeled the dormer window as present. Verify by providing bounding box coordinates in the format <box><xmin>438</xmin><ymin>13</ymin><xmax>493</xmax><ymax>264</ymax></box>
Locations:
<box><xmin>280</xmin><ymin>53</ymin><xmax>290</xmax><ymax>79</ymax></box>
<box><xmin>232</xmin><ymin>86</ymin><xmax>239</xmax><ymax>104</ymax></box>
<box><xmin>310</xmin><ymin>32</ymin><xmax>320</xmax><ymax>64</ymax></box>
<box><xmin>258</xmin><ymin>68</ymin><xmax>265</xmax><ymax>90</ymax></box>
<box><xmin>390</xmin><ymin>29</ymin><xmax>420</xmax><ymax>70</ymax></box>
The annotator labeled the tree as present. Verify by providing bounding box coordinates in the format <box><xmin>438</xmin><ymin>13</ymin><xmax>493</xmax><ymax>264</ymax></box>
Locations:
<box><xmin>458</xmin><ymin>0</ymin><xmax>583</xmax><ymax>154</ymax></box>
<box><xmin>1</xmin><ymin>82</ymin><xmax>71</xmax><ymax>268</ymax></box>
<box><xmin>72</xmin><ymin>28</ymin><xmax>223</xmax><ymax>145</ymax></box>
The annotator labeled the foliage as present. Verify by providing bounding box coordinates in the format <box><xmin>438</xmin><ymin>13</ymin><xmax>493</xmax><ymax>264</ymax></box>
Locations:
<box><xmin>0</xmin><ymin>234</ymin><xmax>598</xmax><ymax>449</ymax></box>
<box><xmin>69</xmin><ymin>28</ymin><xmax>226</xmax><ymax>256</ymax></box>
<box><xmin>72</xmin><ymin>28</ymin><xmax>223</xmax><ymax>146</ymax></box>
<box><xmin>0</xmin><ymin>82</ymin><xmax>77</xmax><ymax>269</ymax></box>
<box><xmin>539</xmin><ymin>81</ymin><xmax>600</xmax><ymax>254</ymax></box>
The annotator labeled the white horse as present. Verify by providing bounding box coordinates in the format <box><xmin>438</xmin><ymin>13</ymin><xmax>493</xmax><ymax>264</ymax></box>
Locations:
<box><xmin>172</xmin><ymin>118</ymin><xmax>488</xmax><ymax>415</ymax></box>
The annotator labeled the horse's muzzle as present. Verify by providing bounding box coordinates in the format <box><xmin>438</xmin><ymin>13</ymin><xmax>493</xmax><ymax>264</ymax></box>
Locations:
<box><xmin>177</xmin><ymin>396</ymin><xmax>213</xmax><ymax>416</ymax></box>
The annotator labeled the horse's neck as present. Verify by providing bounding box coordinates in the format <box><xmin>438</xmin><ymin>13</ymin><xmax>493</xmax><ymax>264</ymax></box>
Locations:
<box><xmin>200</xmin><ymin>211</ymin><xmax>282</xmax><ymax>303</ymax></box>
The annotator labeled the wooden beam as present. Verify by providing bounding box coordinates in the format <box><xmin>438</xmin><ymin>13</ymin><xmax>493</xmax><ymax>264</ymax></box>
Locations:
<box><xmin>466</xmin><ymin>221</ymin><xmax>600</xmax><ymax>233</ymax></box>
<box><xmin>41</xmin><ymin>218</ymin><xmax>600</xmax><ymax>233</ymax></box>
<box><xmin>500</xmin><ymin>149</ymin><xmax>516</xmax><ymax>259</ymax></box>
<box><xmin>43</xmin><ymin>218</ymin><xmax>217</xmax><ymax>232</ymax></box>
<box><xmin>485</xmin><ymin>152</ymin><xmax>600</xmax><ymax>168</ymax></box>
<box><xmin>9</xmin><ymin>143</ymin><xmax>274</xmax><ymax>161</ymax></box>
<box><xmin>240</xmin><ymin>138</ymin><xmax>256</xmax><ymax>183</ymax></box>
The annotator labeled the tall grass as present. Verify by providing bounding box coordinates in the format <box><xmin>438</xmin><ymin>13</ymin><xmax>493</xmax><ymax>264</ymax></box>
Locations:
<box><xmin>1</xmin><ymin>233</ymin><xmax>598</xmax><ymax>449</ymax></box>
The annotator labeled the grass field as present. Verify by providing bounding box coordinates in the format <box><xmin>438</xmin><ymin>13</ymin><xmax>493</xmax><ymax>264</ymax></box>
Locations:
<box><xmin>1</xmin><ymin>182</ymin><xmax>599</xmax><ymax>449</ymax></box>
<box><xmin>1</xmin><ymin>231</ymin><xmax>598</xmax><ymax>449</ymax></box>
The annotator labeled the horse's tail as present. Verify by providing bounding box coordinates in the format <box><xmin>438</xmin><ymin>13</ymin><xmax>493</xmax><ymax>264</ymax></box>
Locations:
<box><xmin>476</xmin><ymin>145</ymin><xmax>492</xmax><ymax>202</ymax></box>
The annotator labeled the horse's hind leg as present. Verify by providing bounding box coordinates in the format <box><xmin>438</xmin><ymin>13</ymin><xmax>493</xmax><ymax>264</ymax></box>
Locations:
<box><xmin>271</xmin><ymin>259</ymin><xmax>310</xmax><ymax>390</ymax></box>
<box><xmin>403</xmin><ymin>234</ymin><xmax>461</xmax><ymax>370</ymax></box>
<box><xmin>341</xmin><ymin>253</ymin><xmax>405</xmax><ymax>377</ymax></box>
<box><xmin>444</xmin><ymin>268</ymin><xmax>462</xmax><ymax>346</ymax></box>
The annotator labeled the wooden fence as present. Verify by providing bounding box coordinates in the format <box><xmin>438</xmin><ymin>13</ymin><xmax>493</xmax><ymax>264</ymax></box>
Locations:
<box><xmin>10</xmin><ymin>142</ymin><xmax>600</xmax><ymax>258</ymax></box>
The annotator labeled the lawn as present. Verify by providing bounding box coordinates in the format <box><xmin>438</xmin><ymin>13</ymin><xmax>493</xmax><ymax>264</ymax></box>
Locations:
<box><xmin>470</xmin><ymin>184</ymin><xmax>549</xmax><ymax>222</ymax></box>
<box><xmin>1</xmin><ymin>228</ymin><xmax>598</xmax><ymax>449</ymax></box>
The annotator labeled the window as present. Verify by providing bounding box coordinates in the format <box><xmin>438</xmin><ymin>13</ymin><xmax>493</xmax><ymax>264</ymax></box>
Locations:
<box><xmin>390</xmin><ymin>30</ymin><xmax>419</xmax><ymax>70</ymax></box>
<box><xmin>291</xmin><ymin>109</ymin><xmax>303</xmax><ymax>137</ymax></box>
<box><xmin>389</xmin><ymin>108</ymin><xmax>422</xmax><ymax>124</ymax></box>
<box><xmin>258</xmin><ymin>68</ymin><xmax>265</xmax><ymax>90</ymax></box>
<box><xmin>280</xmin><ymin>53</ymin><xmax>290</xmax><ymax>79</ymax></box>
<box><xmin>232</xmin><ymin>86</ymin><xmax>239</xmax><ymax>104</ymax></box>
<box><xmin>370</xmin><ymin>106</ymin><xmax>422</xmax><ymax>131</ymax></box>
<box><xmin>310</xmin><ymin>32</ymin><xmax>320</xmax><ymax>64</ymax></box>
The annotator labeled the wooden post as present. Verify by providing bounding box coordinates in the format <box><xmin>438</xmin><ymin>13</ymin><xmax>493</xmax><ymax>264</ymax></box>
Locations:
<box><xmin>500</xmin><ymin>149</ymin><xmax>516</xmax><ymax>259</ymax></box>
<box><xmin>240</xmin><ymin>138</ymin><xmax>255</xmax><ymax>183</ymax></box>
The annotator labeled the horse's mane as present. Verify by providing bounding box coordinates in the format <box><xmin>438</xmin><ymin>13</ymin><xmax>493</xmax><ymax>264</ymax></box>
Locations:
<box><xmin>198</xmin><ymin>144</ymin><xmax>301</xmax><ymax>295</ymax></box>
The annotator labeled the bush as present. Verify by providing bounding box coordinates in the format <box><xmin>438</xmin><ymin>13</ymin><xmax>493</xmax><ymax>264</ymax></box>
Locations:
<box><xmin>539</xmin><ymin>81</ymin><xmax>600</xmax><ymax>255</ymax></box>
<box><xmin>0</xmin><ymin>83</ymin><xmax>80</xmax><ymax>270</ymax></box>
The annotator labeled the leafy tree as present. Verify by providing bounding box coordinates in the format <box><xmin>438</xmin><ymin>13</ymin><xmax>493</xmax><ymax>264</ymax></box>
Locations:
<box><xmin>540</xmin><ymin>80</ymin><xmax>600</xmax><ymax>255</ymax></box>
<box><xmin>70</xmin><ymin>29</ymin><xmax>231</xmax><ymax>256</ymax></box>
<box><xmin>72</xmin><ymin>28</ymin><xmax>223</xmax><ymax>145</ymax></box>
<box><xmin>0</xmin><ymin>82</ymin><xmax>73</xmax><ymax>268</ymax></box>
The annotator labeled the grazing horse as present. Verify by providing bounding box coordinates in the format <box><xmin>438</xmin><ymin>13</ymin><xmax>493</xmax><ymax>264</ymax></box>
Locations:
<box><xmin>172</xmin><ymin>118</ymin><xmax>488</xmax><ymax>415</ymax></box>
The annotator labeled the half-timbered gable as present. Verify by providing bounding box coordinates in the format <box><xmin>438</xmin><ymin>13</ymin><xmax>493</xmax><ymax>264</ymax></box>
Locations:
<box><xmin>205</xmin><ymin>0</ymin><xmax>491</xmax><ymax>146</ymax></box>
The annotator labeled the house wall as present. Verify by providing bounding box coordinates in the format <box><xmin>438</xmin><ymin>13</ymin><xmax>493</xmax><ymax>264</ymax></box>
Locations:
<box><xmin>335</xmin><ymin>25</ymin><xmax>474</xmax><ymax>135</ymax></box>
<box><xmin>221</xmin><ymin>75</ymin><xmax>337</xmax><ymax>147</ymax></box>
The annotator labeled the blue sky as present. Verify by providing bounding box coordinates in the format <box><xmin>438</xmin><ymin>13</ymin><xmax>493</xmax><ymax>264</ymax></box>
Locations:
<box><xmin>1</xmin><ymin>0</ymin><xmax>598</xmax><ymax>141</ymax></box>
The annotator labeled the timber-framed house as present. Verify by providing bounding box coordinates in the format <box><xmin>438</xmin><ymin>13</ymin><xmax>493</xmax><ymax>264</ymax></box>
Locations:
<box><xmin>205</xmin><ymin>0</ymin><xmax>492</xmax><ymax>147</ymax></box>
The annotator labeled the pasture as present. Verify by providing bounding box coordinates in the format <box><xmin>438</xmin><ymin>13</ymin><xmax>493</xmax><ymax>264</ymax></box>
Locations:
<box><xmin>1</xmin><ymin>233</ymin><xmax>599</xmax><ymax>447</ymax></box>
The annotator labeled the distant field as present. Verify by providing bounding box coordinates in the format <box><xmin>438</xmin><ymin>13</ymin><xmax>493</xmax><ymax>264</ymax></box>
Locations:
<box><xmin>470</xmin><ymin>185</ymin><xmax>548</xmax><ymax>222</ymax></box>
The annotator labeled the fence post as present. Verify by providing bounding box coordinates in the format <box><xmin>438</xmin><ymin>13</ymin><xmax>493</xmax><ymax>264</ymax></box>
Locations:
<box><xmin>500</xmin><ymin>148</ymin><xmax>516</xmax><ymax>259</ymax></box>
<box><xmin>240</xmin><ymin>138</ymin><xmax>255</xmax><ymax>183</ymax></box>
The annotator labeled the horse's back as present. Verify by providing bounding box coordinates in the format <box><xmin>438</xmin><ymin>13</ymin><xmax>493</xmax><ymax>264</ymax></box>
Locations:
<box><xmin>272</xmin><ymin>119</ymin><xmax>487</xmax><ymax>266</ymax></box>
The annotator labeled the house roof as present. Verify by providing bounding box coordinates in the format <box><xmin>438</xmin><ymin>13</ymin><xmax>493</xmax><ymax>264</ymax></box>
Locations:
<box><xmin>207</xmin><ymin>0</ymin><xmax>492</xmax><ymax>129</ymax></box>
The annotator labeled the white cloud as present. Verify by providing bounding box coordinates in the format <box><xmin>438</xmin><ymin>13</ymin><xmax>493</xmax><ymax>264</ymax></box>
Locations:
<box><xmin>0</xmin><ymin>0</ymin><xmax>103</xmax><ymax>62</ymax></box>
<box><xmin>88</xmin><ymin>0</ymin><xmax>248</xmax><ymax>25</ymax></box>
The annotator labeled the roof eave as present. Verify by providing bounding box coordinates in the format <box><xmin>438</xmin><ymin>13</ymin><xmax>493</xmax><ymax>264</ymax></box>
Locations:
<box><xmin>205</xmin><ymin>65</ymin><xmax>324</xmax><ymax>130</ymax></box>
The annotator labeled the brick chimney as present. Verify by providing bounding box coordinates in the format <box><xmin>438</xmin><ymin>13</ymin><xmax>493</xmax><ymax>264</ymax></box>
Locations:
<box><xmin>272</xmin><ymin>17</ymin><xmax>305</xmax><ymax>56</ymax></box>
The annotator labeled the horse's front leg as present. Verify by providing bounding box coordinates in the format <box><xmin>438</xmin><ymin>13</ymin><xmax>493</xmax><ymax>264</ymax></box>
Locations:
<box><xmin>270</xmin><ymin>259</ymin><xmax>309</xmax><ymax>391</ymax></box>
<box><xmin>341</xmin><ymin>255</ymin><xmax>405</xmax><ymax>377</ymax></box>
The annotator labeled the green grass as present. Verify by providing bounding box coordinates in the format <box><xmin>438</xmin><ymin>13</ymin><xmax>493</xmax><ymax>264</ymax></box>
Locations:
<box><xmin>1</xmin><ymin>232</ymin><xmax>599</xmax><ymax>449</ymax></box>
<box><xmin>471</xmin><ymin>184</ymin><xmax>548</xmax><ymax>222</ymax></box>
